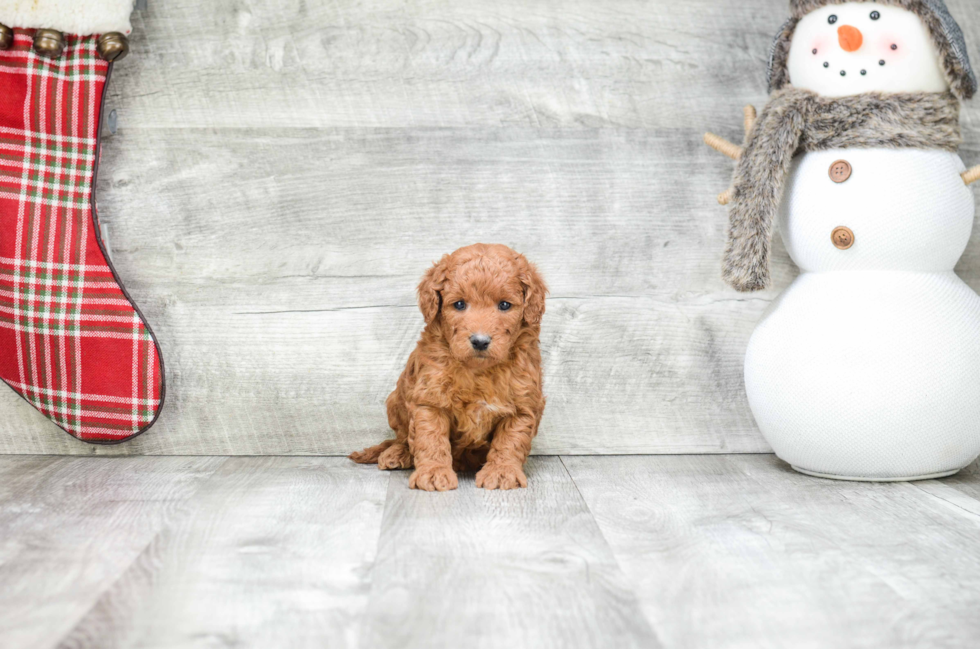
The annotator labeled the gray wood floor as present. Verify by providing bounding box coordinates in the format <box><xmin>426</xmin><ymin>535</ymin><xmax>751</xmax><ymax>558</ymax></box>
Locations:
<box><xmin>2</xmin><ymin>0</ymin><xmax>978</xmax><ymax>456</ymax></box>
<box><xmin>2</xmin><ymin>454</ymin><xmax>978</xmax><ymax>649</ymax></box>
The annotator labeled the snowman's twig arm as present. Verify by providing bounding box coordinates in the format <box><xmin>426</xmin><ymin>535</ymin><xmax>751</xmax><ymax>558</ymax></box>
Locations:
<box><xmin>704</xmin><ymin>105</ymin><xmax>757</xmax><ymax>161</ymax></box>
<box><xmin>706</xmin><ymin>105</ymin><xmax>757</xmax><ymax>202</ymax></box>
<box><xmin>964</xmin><ymin>165</ymin><xmax>980</xmax><ymax>186</ymax></box>
<box><xmin>704</xmin><ymin>133</ymin><xmax>742</xmax><ymax>160</ymax></box>
<box><xmin>743</xmin><ymin>105</ymin><xmax>757</xmax><ymax>135</ymax></box>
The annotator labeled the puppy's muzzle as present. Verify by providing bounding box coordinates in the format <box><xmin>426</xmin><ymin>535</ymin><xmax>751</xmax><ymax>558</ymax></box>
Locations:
<box><xmin>469</xmin><ymin>334</ymin><xmax>491</xmax><ymax>352</ymax></box>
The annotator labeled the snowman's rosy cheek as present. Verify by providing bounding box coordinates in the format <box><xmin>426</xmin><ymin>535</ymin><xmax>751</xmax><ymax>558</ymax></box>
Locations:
<box><xmin>809</xmin><ymin>36</ymin><xmax>830</xmax><ymax>57</ymax></box>
<box><xmin>876</xmin><ymin>34</ymin><xmax>905</xmax><ymax>61</ymax></box>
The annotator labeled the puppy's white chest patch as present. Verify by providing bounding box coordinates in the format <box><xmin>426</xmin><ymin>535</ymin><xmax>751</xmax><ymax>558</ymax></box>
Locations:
<box><xmin>465</xmin><ymin>400</ymin><xmax>503</xmax><ymax>427</ymax></box>
<box><xmin>478</xmin><ymin>400</ymin><xmax>501</xmax><ymax>414</ymax></box>
<box><xmin>453</xmin><ymin>399</ymin><xmax>510</xmax><ymax>444</ymax></box>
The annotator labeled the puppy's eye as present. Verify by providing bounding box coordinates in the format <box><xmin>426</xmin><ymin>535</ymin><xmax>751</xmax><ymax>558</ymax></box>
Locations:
<box><xmin>828</xmin><ymin>14</ymin><xmax>838</xmax><ymax>24</ymax></box>
<box><xmin>498</xmin><ymin>301</ymin><xmax>512</xmax><ymax>311</ymax></box>
<box><xmin>870</xmin><ymin>10</ymin><xmax>880</xmax><ymax>20</ymax></box>
<box><xmin>453</xmin><ymin>300</ymin><xmax>466</xmax><ymax>311</ymax></box>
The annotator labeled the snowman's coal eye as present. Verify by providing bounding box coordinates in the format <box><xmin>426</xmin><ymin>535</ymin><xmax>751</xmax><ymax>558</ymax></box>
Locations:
<box><xmin>870</xmin><ymin>11</ymin><xmax>880</xmax><ymax>20</ymax></box>
<box><xmin>828</xmin><ymin>14</ymin><xmax>838</xmax><ymax>24</ymax></box>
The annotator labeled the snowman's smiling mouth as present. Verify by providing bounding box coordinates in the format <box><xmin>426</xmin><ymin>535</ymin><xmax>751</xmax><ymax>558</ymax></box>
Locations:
<box><xmin>820</xmin><ymin>60</ymin><xmax>873</xmax><ymax>77</ymax></box>
<box><xmin>814</xmin><ymin>48</ymin><xmax>889</xmax><ymax>80</ymax></box>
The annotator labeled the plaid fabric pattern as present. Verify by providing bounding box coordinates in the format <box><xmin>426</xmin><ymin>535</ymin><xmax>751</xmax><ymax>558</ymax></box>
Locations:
<box><xmin>0</xmin><ymin>30</ymin><xmax>163</xmax><ymax>442</ymax></box>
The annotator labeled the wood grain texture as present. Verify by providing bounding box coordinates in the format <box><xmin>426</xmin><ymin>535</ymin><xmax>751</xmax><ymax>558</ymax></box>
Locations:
<box><xmin>0</xmin><ymin>0</ymin><xmax>978</xmax><ymax>454</ymax></box>
<box><xmin>0</xmin><ymin>456</ymin><xmax>224</xmax><ymax>649</ymax></box>
<box><xmin>56</xmin><ymin>458</ymin><xmax>389</xmax><ymax>649</ymax></box>
<box><xmin>562</xmin><ymin>454</ymin><xmax>980</xmax><ymax>649</ymax></box>
<box><xmin>111</xmin><ymin>0</ymin><xmax>776</xmax><ymax>130</ymax></box>
<box><xmin>359</xmin><ymin>456</ymin><xmax>660</xmax><ymax>649</ymax></box>
<box><xmin>2</xmin><ymin>455</ymin><xmax>980</xmax><ymax>647</ymax></box>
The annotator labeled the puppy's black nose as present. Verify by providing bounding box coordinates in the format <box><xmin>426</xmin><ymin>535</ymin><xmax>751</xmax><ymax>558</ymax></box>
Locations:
<box><xmin>470</xmin><ymin>334</ymin><xmax>491</xmax><ymax>352</ymax></box>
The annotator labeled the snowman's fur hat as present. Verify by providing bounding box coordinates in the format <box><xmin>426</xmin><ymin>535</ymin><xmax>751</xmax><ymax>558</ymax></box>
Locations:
<box><xmin>768</xmin><ymin>0</ymin><xmax>977</xmax><ymax>99</ymax></box>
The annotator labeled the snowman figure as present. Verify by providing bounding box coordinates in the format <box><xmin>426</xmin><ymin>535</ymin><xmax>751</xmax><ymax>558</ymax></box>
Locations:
<box><xmin>705</xmin><ymin>0</ymin><xmax>980</xmax><ymax>480</ymax></box>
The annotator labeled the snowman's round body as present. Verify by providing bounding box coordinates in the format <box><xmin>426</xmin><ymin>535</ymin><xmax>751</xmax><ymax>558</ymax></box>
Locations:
<box><xmin>745</xmin><ymin>148</ymin><xmax>980</xmax><ymax>479</ymax></box>
<box><xmin>742</xmin><ymin>2</ymin><xmax>980</xmax><ymax>479</ymax></box>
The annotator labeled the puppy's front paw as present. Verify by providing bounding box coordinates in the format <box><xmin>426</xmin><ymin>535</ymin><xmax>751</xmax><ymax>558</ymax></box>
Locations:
<box><xmin>409</xmin><ymin>465</ymin><xmax>458</xmax><ymax>491</ymax></box>
<box><xmin>378</xmin><ymin>443</ymin><xmax>413</xmax><ymax>470</ymax></box>
<box><xmin>476</xmin><ymin>463</ymin><xmax>527</xmax><ymax>490</ymax></box>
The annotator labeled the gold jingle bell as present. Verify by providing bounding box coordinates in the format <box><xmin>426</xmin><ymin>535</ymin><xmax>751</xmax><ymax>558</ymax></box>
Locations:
<box><xmin>97</xmin><ymin>32</ymin><xmax>129</xmax><ymax>62</ymax></box>
<box><xmin>0</xmin><ymin>24</ymin><xmax>13</xmax><ymax>51</ymax></box>
<box><xmin>33</xmin><ymin>29</ymin><xmax>65</xmax><ymax>58</ymax></box>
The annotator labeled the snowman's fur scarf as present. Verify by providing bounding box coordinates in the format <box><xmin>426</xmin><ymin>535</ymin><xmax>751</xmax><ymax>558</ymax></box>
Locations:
<box><xmin>771</xmin><ymin>0</ymin><xmax>976</xmax><ymax>99</ymax></box>
<box><xmin>723</xmin><ymin>88</ymin><xmax>961</xmax><ymax>292</ymax></box>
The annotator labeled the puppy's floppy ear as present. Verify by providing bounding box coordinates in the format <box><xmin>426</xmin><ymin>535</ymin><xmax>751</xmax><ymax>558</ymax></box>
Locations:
<box><xmin>418</xmin><ymin>254</ymin><xmax>451</xmax><ymax>324</ymax></box>
<box><xmin>517</xmin><ymin>254</ymin><xmax>548</xmax><ymax>327</ymax></box>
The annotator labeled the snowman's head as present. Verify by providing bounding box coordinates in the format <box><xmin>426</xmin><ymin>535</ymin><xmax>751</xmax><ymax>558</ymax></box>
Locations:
<box><xmin>788</xmin><ymin>3</ymin><xmax>946</xmax><ymax>96</ymax></box>
<box><xmin>768</xmin><ymin>0</ymin><xmax>977</xmax><ymax>99</ymax></box>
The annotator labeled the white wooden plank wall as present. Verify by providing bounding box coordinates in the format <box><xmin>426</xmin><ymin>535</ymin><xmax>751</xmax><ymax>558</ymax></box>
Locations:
<box><xmin>1</xmin><ymin>0</ymin><xmax>978</xmax><ymax>454</ymax></box>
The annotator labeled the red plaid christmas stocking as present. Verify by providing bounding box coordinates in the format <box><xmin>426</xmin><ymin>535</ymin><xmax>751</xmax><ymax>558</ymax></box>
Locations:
<box><xmin>0</xmin><ymin>7</ymin><xmax>164</xmax><ymax>444</ymax></box>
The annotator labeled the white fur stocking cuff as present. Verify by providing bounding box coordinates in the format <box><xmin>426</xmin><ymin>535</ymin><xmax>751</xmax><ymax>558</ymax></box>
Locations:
<box><xmin>0</xmin><ymin>0</ymin><xmax>134</xmax><ymax>36</ymax></box>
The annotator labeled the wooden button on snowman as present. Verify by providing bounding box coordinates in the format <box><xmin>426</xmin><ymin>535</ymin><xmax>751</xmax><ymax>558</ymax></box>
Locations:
<box><xmin>704</xmin><ymin>0</ymin><xmax>980</xmax><ymax>481</ymax></box>
<box><xmin>829</xmin><ymin>160</ymin><xmax>851</xmax><ymax>182</ymax></box>
<box><xmin>831</xmin><ymin>226</ymin><xmax>854</xmax><ymax>250</ymax></box>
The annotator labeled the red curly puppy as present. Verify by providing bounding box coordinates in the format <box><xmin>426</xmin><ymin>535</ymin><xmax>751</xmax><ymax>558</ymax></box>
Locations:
<box><xmin>350</xmin><ymin>243</ymin><xmax>547</xmax><ymax>491</ymax></box>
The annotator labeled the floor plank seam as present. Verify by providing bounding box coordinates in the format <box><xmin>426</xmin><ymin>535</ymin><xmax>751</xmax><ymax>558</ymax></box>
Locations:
<box><xmin>556</xmin><ymin>455</ymin><xmax>664</xmax><ymax>645</ymax></box>
<box><xmin>909</xmin><ymin>481</ymin><xmax>980</xmax><ymax>522</ymax></box>
<box><xmin>355</xmin><ymin>466</ymin><xmax>395</xmax><ymax>640</ymax></box>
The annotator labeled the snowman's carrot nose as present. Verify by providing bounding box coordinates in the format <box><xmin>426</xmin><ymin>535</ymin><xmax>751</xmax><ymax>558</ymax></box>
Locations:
<box><xmin>838</xmin><ymin>25</ymin><xmax>863</xmax><ymax>52</ymax></box>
